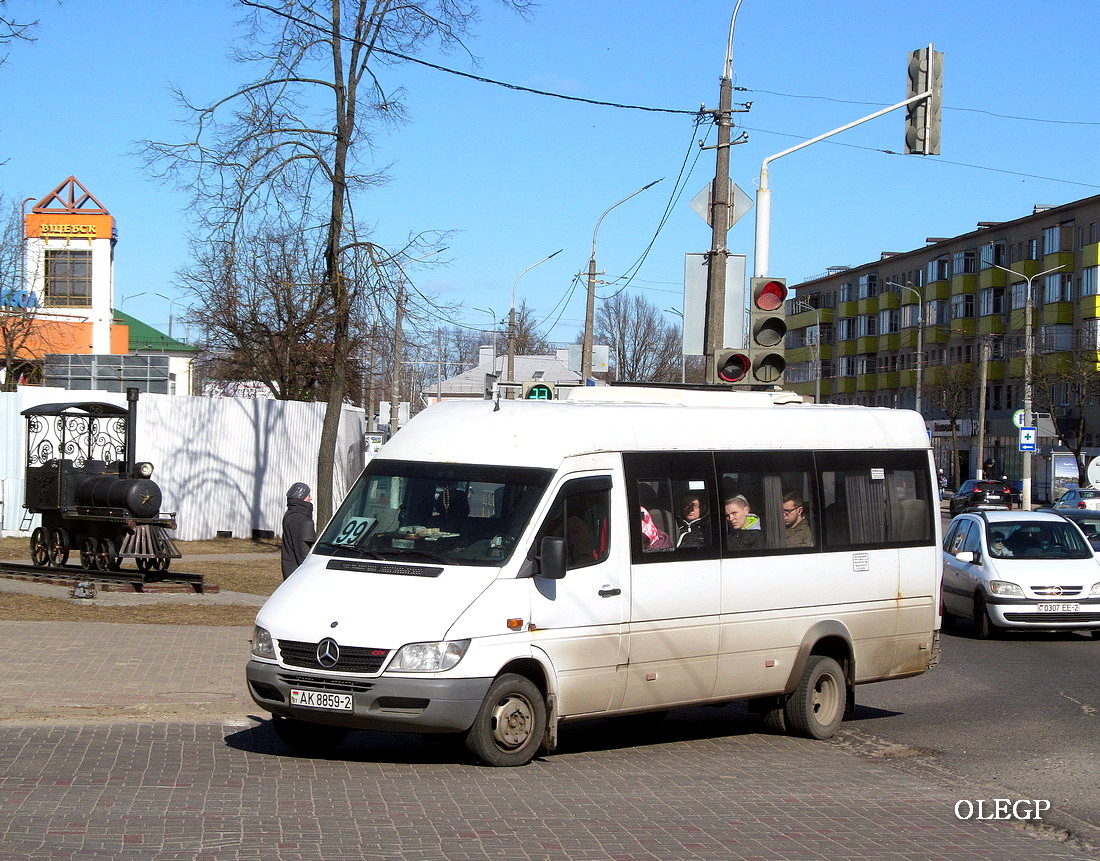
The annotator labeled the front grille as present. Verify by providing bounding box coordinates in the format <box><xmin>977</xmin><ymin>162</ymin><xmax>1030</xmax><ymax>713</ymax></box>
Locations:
<box><xmin>278</xmin><ymin>673</ymin><xmax>376</xmax><ymax>694</ymax></box>
<box><xmin>1030</xmin><ymin>586</ymin><xmax>1084</xmax><ymax>597</ymax></box>
<box><xmin>278</xmin><ymin>640</ymin><xmax>389</xmax><ymax>674</ymax></box>
<box><xmin>1003</xmin><ymin>612</ymin><xmax>1100</xmax><ymax>623</ymax></box>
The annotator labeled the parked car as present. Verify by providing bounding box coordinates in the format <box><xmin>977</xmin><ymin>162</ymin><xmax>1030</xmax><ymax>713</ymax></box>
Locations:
<box><xmin>1053</xmin><ymin>487</ymin><xmax>1100</xmax><ymax>511</ymax></box>
<box><xmin>948</xmin><ymin>479</ymin><xmax>1014</xmax><ymax>516</ymax></box>
<box><xmin>1037</xmin><ymin>508</ymin><xmax>1100</xmax><ymax>552</ymax></box>
<box><xmin>941</xmin><ymin>510</ymin><xmax>1100</xmax><ymax>639</ymax></box>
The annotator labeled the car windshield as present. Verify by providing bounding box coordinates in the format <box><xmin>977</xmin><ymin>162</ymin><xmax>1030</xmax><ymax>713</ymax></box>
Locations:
<box><xmin>1081</xmin><ymin>490</ymin><xmax>1100</xmax><ymax>499</ymax></box>
<box><xmin>314</xmin><ymin>459</ymin><xmax>553</xmax><ymax>567</ymax></box>
<box><xmin>987</xmin><ymin>521</ymin><xmax>1094</xmax><ymax>559</ymax></box>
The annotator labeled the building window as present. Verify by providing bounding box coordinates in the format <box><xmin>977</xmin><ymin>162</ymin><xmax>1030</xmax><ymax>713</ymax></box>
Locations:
<box><xmin>927</xmin><ymin>299</ymin><xmax>950</xmax><ymax>326</ymax></box>
<box><xmin>901</xmin><ymin>303</ymin><xmax>922</xmax><ymax>329</ymax></box>
<box><xmin>1039</xmin><ymin>325</ymin><xmax>1072</xmax><ymax>353</ymax></box>
<box><xmin>840</xmin><ymin>282</ymin><xmax>856</xmax><ymax>302</ymax></box>
<box><xmin>980</xmin><ymin>242</ymin><xmax>1007</xmax><ymax>270</ymax></box>
<box><xmin>1043</xmin><ymin>222</ymin><xmax>1074</xmax><ymax>255</ymax></box>
<box><xmin>1044</xmin><ymin>273</ymin><xmax>1073</xmax><ymax>304</ymax></box>
<box><xmin>950</xmin><ymin>293</ymin><xmax>975</xmax><ymax>319</ymax></box>
<box><xmin>878</xmin><ymin>308</ymin><xmax>899</xmax><ymax>334</ymax></box>
<box><xmin>857</xmin><ymin>273</ymin><xmax>878</xmax><ymax>299</ymax></box>
<box><xmin>979</xmin><ymin>286</ymin><xmax>1005</xmax><ymax>316</ymax></box>
<box><xmin>858</xmin><ymin>314</ymin><xmax>878</xmax><ymax>337</ymax></box>
<box><xmin>1027</xmin><ymin>238</ymin><xmax>1040</xmax><ymax>259</ymax></box>
<box><xmin>926</xmin><ymin>257</ymin><xmax>950</xmax><ymax>282</ymax></box>
<box><xmin>1010</xmin><ymin>282</ymin><xmax>1028</xmax><ymax>309</ymax></box>
<box><xmin>838</xmin><ymin>318</ymin><xmax>857</xmax><ymax>341</ymax></box>
<box><xmin>952</xmin><ymin>250</ymin><xmax>976</xmax><ymax>275</ymax></box>
<box><xmin>44</xmin><ymin>249</ymin><xmax>93</xmax><ymax>307</ymax></box>
<box><xmin>1082</xmin><ymin>267</ymin><xmax>1098</xmax><ymax>297</ymax></box>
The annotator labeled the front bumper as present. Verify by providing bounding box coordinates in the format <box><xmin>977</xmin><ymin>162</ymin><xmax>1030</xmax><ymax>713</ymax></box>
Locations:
<box><xmin>246</xmin><ymin>659</ymin><xmax>491</xmax><ymax>733</ymax></box>
<box><xmin>986</xmin><ymin>596</ymin><xmax>1100</xmax><ymax>629</ymax></box>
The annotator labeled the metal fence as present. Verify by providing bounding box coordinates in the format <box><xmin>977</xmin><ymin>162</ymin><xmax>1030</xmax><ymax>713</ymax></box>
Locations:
<box><xmin>0</xmin><ymin>389</ymin><xmax>365</xmax><ymax>541</ymax></box>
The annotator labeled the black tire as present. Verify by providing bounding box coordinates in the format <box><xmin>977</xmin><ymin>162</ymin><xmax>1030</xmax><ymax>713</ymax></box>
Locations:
<box><xmin>96</xmin><ymin>538</ymin><xmax>117</xmax><ymax>572</ymax></box>
<box><xmin>464</xmin><ymin>673</ymin><xmax>546</xmax><ymax>767</ymax></box>
<box><xmin>271</xmin><ymin>716</ymin><xmax>349</xmax><ymax>754</ymax></box>
<box><xmin>48</xmin><ymin>528</ymin><xmax>70</xmax><ymax>567</ymax></box>
<box><xmin>783</xmin><ymin>655</ymin><xmax>846</xmax><ymax>740</ymax></box>
<box><xmin>80</xmin><ymin>537</ymin><xmax>98</xmax><ymax>570</ymax></box>
<box><xmin>973</xmin><ymin>594</ymin><xmax>999</xmax><ymax>640</ymax></box>
<box><xmin>30</xmin><ymin>527</ymin><xmax>49</xmax><ymax>567</ymax></box>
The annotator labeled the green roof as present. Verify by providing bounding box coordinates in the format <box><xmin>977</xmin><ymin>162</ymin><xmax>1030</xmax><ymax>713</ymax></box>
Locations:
<box><xmin>112</xmin><ymin>308</ymin><xmax>199</xmax><ymax>354</ymax></box>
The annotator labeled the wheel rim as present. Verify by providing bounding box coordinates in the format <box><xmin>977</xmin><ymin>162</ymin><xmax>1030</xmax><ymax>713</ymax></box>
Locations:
<box><xmin>96</xmin><ymin>538</ymin><xmax>116</xmax><ymax>571</ymax></box>
<box><xmin>81</xmin><ymin>537</ymin><xmax>98</xmax><ymax>570</ymax></box>
<box><xmin>31</xmin><ymin>528</ymin><xmax>49</xmax><ymax>567</ymax></box>
<box><xmin>49</xmin><ymin>529</ymin><xmax>70</xmax><ymax>567</ymax></box>
<box><xmin>489</xmin><ymin>693</ymin><xmax>535</xmax><ymax>751</ymax></box>
<box><xmin>812</xmin><ymin>671</ymin><xmax>842</xmax><ymax>725</ymax></box>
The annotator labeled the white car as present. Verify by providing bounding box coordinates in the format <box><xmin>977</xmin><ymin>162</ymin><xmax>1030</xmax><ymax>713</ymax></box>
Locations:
<box><xmin>941</xmin><ymin>510</ymin><xmax>1100</xmax><ymax>639</ymax></box>
<box><xmin>1053</xmin><ymin>487</ymin><xmax>1100</xmax><ymax>511</ymax></box>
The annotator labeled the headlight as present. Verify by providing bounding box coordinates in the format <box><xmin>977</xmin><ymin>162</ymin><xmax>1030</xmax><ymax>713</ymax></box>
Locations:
<box><xmin>1089</xmin><ymin>582</ymin><xmax>1100</xmax><ymax>598</ymax></box>
<box><xmin>989</xmin><ymin>580</ymin><xmax>1024</xmax><ymax>597</ymax></box>
<box><xmin>389</xmin><ymin>639</ymin><xmax>470</xmax><ymax>672</ymax></box>
<box><xmin>251</xmin><ymin>626</ymin><xmax>276</xmax><ymax>659</ymax></box>
<box><xmin>134</xmin><ymin>461</ymin><xmax>154</xmax><ymax>478</ymax></box>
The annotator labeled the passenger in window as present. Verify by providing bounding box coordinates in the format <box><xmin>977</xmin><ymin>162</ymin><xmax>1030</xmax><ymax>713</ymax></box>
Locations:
<box><xmin>724</xmin><ymin>495</ymin><xmax>761</xmax><ymax>551</ymax></box>
<box><xmin>676</xmin><ymin>493</ymin><xmax>710</xmax><ymax>548</ymax></box>
<box><xmin>781</xmin><ymin>492</ymin><xmax>813</xmax><ymax>547</ymax></box>
<box><xmin>640</xmin><ymin>506</ymin><xmax>672</xmax><ymax>551</ymax></box>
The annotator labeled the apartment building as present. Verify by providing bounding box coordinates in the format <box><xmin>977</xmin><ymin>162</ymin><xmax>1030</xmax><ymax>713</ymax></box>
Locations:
<box><xmin>785</xmin><ymin>193</ymin><xmax>1100</xmax><ymax>498</ymax></box>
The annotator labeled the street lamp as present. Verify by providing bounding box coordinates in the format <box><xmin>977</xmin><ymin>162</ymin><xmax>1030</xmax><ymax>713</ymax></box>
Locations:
<box><xmin>994</xmin><ymin>262</ymin><xmax>1067</xmax><ymax>510</ymax></box>
<box><xmin>154</xmin><ymin>292</ymin><xmax>176</xmax><ymax>340</ymax></box>
<box><xmin>886</xmin><ymin>281</ymin><xmax>924</xmax><ymax>417</ymax></box>
<box><xmin>120</xmin><ymin>291</ymin><xmax>146</xmax><ymax>311</ymax></box>
<box><xmin>664</xmin><ymin>307</ymin><xmax>686</xmax><ymax>383</ymax></box>
<box><xmin>792</xmin><ymin>298</ymin><xmax>822</xmax><ymax>404</ymax></box>
<box><xmin>582</xmin><ymin>179</ymin><xmax>662</xmax><ymax>380</ymax></box>
<box><xmin>508</xmin><ymin>250</ymin><xmax>562</xmax><ymax>386</ymax></box>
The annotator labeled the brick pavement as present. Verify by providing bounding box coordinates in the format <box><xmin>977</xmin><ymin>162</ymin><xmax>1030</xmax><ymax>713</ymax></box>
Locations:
<box><xmin>0</xmin><ymin>620</ymin><xmax>1097</xmax><ymax>859</ymax></box>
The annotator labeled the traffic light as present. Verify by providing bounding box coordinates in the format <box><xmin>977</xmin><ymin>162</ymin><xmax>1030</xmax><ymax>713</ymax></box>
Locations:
<box><xmin>522</xmin><ymin>381</ymin><xmax>554</xmax><ymax>400</ymax></box>
<box><xmin>715</xmin><ymin>350</ymin><xmax>751</xmax><ymax>384</ymax></box>
<box><xmin>748</xmin><ymin>277</ymin><xmax>787</xmax><ymax>385</ymax></box>
<box><xmin>905</xmin><ymin>45</ymin><xmax>943</xmax><ymax>156</ymax></box>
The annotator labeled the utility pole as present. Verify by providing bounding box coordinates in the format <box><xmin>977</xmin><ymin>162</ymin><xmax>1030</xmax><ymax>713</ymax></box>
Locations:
<box><xmin>705</xmin><ymin>70</ymin><xmax>732</xmax><ymax>384</ymax></box>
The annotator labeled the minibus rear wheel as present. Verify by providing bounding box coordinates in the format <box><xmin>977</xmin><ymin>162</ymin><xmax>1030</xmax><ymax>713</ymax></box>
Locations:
<box><xmin>272</xmin><ymin>715</ymin><xmax>349</xmax><ymax>754</ymax></box>
<box><xmin>465</xmin><ymin>673</ymin><xmax>547</xmax><ymax>767</ymax></box>
<box><xmin>783</xmin><ymin>655</ymin><xmax>845</xmax><ymax>740</ymax></box>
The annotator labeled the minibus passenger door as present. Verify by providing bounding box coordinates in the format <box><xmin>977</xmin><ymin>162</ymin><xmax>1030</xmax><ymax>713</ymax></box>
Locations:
<box><xmin>528</xmin><ymin>474</ymin><xmax>626</xmax><ymax>717</ymax></box>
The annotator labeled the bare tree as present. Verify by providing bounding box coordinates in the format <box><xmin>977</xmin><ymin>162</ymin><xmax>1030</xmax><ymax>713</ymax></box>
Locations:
<box><xmin>0</xmin><ymin>195</ymin><xmax>52</xmax><ymax>389</ymax></box>
<box><xmin>928</xmin><ymin>363</ymin><xmax>976</xmax><ymax>488</ymax></box>
<box><xmin>1032</xmin><ymin>339</ymin><xmax>1100</xmax><ymax>486</ymax></box>
<box><xmin>0</xmin><ymin>2</ymin><xmax>39</xmax><ymax>69</ymax></box>
<box><xmin>585</xmin><ymin>292</ymin><xmax>681</xmax><ymax>383</ymax></box>
<box><xmin>144</xmin><ymin>0</ymin><xmax>529</xmax><ymax>525</ymax></box>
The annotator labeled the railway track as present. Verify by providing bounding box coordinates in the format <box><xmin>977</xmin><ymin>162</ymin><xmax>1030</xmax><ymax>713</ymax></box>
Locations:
<box><xmin>0</xmin><ymin>560</ymin><xmax>216</xmax><ymax>594</ymax></box>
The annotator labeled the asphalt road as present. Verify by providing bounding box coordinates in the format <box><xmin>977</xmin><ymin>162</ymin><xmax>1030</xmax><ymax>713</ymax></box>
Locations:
<box><xmin>837</xmin><ymin>611</ymin><xmax>1100</xmax><ymax>851</ymax></box>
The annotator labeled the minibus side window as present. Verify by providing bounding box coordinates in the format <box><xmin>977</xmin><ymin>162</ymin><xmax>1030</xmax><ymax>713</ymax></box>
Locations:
<box><xmin>622</xmin><ymin>452</ymin><xmax>720</xmax><ymax>563</ymax></box>
<box><xmin>819</xmin><ymin>451</ymin><xmax>935</xmax><ymax>549</ymax></box>
<box><xmin>715</xmin><ymin>451</ymin><xmax>817</xmax><ymax>556</ymax></box>
<box><xmin>534</xmin><ymin>479</ymin><xmax>611</xmax><ymax>571</ymax></box>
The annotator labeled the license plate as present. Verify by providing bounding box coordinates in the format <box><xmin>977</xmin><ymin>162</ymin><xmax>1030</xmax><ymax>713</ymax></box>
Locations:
<box><xmin>290</xmin><ymin>689</ymin><xmax>353</xmax><ymax>711</ymax></box>
<box><xmin>1036</xmin><ymin>603</ymin><xmax>1080</xmax><ymax>613</ymax></box>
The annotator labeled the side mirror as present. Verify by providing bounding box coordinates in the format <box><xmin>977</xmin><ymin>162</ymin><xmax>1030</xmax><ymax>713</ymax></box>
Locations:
<box><xmin>954</xmin><ymin>550</ymin><xmax>976</xmax><ymax>564</ymax></box>
<box><xmin>537</xmin><ymin>536</ymin><xmax>567</xmax><ymax>580</ymax></box>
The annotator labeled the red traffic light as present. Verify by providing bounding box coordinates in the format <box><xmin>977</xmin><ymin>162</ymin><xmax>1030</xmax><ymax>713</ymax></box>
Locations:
<box><xmin>753</xmin><ymin>278</ymin><xmax>787</xmax><ymax>311</ymax></box>
<box><xmin>716</xmin><ymin>351</ymin><xmax>750</xmax><ymax>383</ymax></box>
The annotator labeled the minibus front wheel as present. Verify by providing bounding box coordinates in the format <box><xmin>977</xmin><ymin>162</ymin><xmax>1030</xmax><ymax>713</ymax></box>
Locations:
<box><xmin>465</xmin><ymin>673</ymin><xmax>547</xmax><ymax>767</ymax></box>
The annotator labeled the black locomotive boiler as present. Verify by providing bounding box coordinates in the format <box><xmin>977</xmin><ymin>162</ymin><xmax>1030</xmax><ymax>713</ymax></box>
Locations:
<box><xmin>22</xmin><ymin>393</ymin><xmax>180</xmax><ymax>572</ymax></box>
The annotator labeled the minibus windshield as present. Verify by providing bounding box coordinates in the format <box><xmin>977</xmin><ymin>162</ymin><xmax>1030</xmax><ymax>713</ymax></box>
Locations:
<box><xmin>314</xmin><ymin>459</ymin><xmax>553</xmax><ymax>567</ymax></box>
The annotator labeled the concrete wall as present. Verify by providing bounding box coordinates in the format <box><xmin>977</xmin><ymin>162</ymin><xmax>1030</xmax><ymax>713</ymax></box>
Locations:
<box><xmin>0</xmin><ymin>388</ymin><xmax>365</xmax><ymax>541</ymax></box>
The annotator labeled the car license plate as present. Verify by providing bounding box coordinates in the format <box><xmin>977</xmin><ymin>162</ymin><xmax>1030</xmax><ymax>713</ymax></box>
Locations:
<box><xmin>290</xmin><ymin>689</ymin><xmax>353</xmax><ymax>711</ymax></box>
<box><xmin>1036</xmin><ymin>603</ymin><xmax>1080</xmax><ymax>613</ymax></box>
<box><xmin>986</xmin><ymin>495</ymin><xmax>1001</xmax><ymax>502</ymax></box>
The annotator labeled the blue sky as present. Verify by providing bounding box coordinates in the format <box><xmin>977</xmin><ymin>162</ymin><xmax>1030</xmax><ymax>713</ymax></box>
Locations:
<box><xmin>3</xmin><ymin>0</ymin><xmax>1098</xmax><ymax>346</ymax></box>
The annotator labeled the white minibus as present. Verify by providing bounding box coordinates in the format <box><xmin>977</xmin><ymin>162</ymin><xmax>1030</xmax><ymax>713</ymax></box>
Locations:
<box><xmin>247</xmin><ymin>386</ymin><xmax>942</xmax><ymax>766</ymax></box>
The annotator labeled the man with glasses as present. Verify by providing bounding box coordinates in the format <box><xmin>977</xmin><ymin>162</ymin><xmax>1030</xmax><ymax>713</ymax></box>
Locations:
<box><xmin>782</xmin><ymin>491</ymin><xmax>813</xmax><ymax>548</ymax></box>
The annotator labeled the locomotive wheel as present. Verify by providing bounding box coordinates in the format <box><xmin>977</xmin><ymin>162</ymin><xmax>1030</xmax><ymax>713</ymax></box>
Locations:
<box><xmin>80</xmin><ymin>537</ymin><xmax>99</xmax><ymax>570</ymax></box>
<box><xmin>96</xmin><ymin>538</ymin><xmax>118</xmax><ymax>572</ymax></box>
<box><xmin>135</xmin><ymin>558</ymin><xmax>153</xmax><ymax>572</ymax></box>
<box><xmin>48</xmin><ymin>529</ymin><xmax>70</xmax><ymax>567</ymax></box>
<box><xmin>155</xmin><ymin>556</ymin><xmax>171</xmax><ymax>572</ymax></box>
<box><xmin>31</xmin><ymin>527</ymin><xmax>50</xmax><ymax>567</ymax></box>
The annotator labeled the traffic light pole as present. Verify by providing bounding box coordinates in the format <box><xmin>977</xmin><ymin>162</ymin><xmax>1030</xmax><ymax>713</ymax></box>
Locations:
<box><xmin>705</xmin><ymin>71</ymin><xmax>733</xmax><ymax>385</ymax></box>
<box><xmin>753</xmin><ymin>80</ymin><xmax>938</xmax><ymax>278</ymax></box>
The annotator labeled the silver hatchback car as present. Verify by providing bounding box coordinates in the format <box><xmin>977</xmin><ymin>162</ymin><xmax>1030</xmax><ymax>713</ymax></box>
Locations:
<box><xmin>941</xmin><ymin>510</ymin><xmax>1100</xmax><ymax>638</ymax></box>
